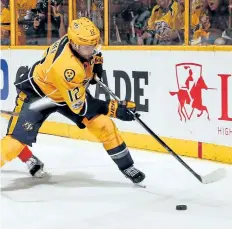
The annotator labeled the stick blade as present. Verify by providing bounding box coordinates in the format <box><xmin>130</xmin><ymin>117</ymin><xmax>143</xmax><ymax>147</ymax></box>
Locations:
<box><xmin>201</xmin><ymin>168</ymin><xmax>227</xmax><ymax>184</ymax></box>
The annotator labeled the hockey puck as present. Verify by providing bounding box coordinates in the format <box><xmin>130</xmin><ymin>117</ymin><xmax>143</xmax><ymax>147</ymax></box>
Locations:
<box><xmin>176</xmin><ymin>205</ymin><xmax>187</xmax><ymax>210</ymax></box>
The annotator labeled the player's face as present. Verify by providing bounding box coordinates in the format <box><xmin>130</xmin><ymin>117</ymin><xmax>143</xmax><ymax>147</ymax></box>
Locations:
<box><xmin>78</xmin><ymin>45</ymin><xmax>96</xmax><ymax>60</ymax></box>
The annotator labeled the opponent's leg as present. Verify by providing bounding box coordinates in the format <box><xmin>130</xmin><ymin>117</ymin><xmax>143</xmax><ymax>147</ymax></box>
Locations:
<box><xmin>0</xmin><ymin>136</ymin><xmax>47</xmax><ymax>177</ymax></box>
<box><xmin>18</xmin><ymin>146</ymin><xmax>45</xmax><ymax>177</ymax></box>
<box><xmin>2</xmin><ymin>91</ymin><xmax>54</xmax><ymax>177</ymax></box>
<box><xmin>83</xmin><ymin>115</ymin><xmax>145</xmax><ymax>184</ymax></box>
<box><xmin>1</xmin><ymin>135</ymin><xmax>25</xmax><ymax>167</ymax></box>
<box><xmin>18</xmin><ymin>146</ymin><xmax>32</xmax><ymax>162</ymax></box>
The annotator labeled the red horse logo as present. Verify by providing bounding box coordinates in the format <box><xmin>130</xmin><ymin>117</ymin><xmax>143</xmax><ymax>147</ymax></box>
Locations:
<box><xmin>169</xmin><ymin>63</ymin><xmax>216</xmax><ymax>122</ymax></box>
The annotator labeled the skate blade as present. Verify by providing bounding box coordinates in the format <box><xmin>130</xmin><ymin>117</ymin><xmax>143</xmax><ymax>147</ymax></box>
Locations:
<box><xmin>33</xmin><ymin>170</ymin><xmax>51</xmax><ymax>179</ymax></box>
<box><xmin>134</xmin><ymin>182</ymin><xmax>146</xmax><ymax>188</ymax></box>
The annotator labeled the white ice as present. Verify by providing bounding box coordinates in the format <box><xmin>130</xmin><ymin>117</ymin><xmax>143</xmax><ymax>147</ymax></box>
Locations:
<box><xmin>1</xmin><ymin>126</ymin><xmax>232</xmax><ymax>229</ymax></box>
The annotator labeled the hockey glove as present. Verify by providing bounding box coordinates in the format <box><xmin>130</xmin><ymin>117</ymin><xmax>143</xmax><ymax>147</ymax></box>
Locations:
<box><xmin>107</xmin><ymin>100</ymin><xmax>136</xmax><ymax>121</ymax></box>
<box><xmin>90</xmin><ymin>52</ymin><xmax>103</xmax><ymax>85</ymax></box>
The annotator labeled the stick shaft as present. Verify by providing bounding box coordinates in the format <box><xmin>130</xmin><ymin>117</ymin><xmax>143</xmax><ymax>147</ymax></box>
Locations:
<box><xmin>0</xmin><ymin>110</ymin><xmax>19</xmax><ymax>116</ymax></box>
<box><xmin>94</xmin><ymin>76</ymin><xmax>202</xmax><ymax>182</ymax></box>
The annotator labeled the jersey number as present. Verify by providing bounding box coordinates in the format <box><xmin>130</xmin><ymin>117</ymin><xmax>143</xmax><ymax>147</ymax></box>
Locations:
<box><xmin>90</xmin><ymin>29</ymin><xmax>95</xmax><ymax>35</ymax></box>
<box><xmin>68</xmin><ymin>87</ymin><xmax>80</xmax><ymax>102</ymax></box>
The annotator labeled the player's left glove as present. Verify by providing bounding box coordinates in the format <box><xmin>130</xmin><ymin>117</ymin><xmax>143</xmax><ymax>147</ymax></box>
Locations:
<box><xmin>107</xmin><ymin>100</ymin><xmax>136</xmax><ymax>121</ymax></box>
<box><xmin>90</xmin><ymin>52</ymin><xmax>103</xmax><ymax>85</ymax></box>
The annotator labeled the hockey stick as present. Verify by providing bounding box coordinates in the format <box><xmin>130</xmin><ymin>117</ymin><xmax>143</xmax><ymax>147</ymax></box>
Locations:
<box><xmin>0</xmin><ymin>97</ymin><xmax>58</xmax><ymax>117</ymax></box>
<box><xmin>94</xmin><ymin>76</ymin><xmax>227</xmax><ymax>184</ymax></box>
<box><xmin>0</xmin><ymin>109</ymin><xmax>19</xmax><ymax>116</ymax></box>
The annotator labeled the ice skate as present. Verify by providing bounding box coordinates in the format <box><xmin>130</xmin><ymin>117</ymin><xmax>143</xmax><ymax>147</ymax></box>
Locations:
<box><xmin>121</xmin><ymin>165</ymin><xmax>145</xmax><ymax>187</ymax></box>
<box><xmin>26</xmin><ymin>155</ymin><xmax>49</xmax><ymax>178</ymax></box>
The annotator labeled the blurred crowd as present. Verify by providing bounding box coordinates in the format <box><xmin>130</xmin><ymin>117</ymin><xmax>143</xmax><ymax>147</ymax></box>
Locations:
<box><xmin>1</xmin><ymin>0</ymin><xmax>232</xmax><ymax>46</ymax></box>
<box><xmin>0</xmin><ymin>0</ymin><xmax>69</xmax><ymax>45</ymax></box>
<box><xmin>109</xmin><ymin>0</ymin><xmax>232</xmax><ymax>45</ymax></box>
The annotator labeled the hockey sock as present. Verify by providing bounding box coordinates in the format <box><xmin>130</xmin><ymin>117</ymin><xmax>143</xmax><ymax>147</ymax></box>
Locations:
<box><xmin>107</xmin><ymin>142</ymin><xmax>134</xmax><ymax>170</ymax></box>
<box><xmin>18</xmin><ymin>146</ymin><xmax>33</xmax><ymax>162</ymax></box>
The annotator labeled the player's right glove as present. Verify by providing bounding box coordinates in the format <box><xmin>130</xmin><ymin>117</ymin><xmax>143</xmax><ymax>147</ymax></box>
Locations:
<box><xmin>107</xmin><ymin>100</ymin><xmax>136</xmax><ymax>121</ymax></box>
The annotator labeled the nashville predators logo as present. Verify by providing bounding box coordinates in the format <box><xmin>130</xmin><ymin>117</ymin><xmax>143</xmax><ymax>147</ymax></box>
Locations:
<box><xmin>64</xmin><ymin>69</ymin><xmax>75</xmax><ymax>82</ymax></box>
<box><xmin>73</xmin><ymin>22</ymin><xmax>79</xmax><ymax>29</ymax></box>
<box><xmin>22</xmin><ymin>121</ymin><xmax>34</xmax><ymax>131</ymax></box>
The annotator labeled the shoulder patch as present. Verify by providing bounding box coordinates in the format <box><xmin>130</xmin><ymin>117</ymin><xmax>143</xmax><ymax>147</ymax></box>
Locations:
<box><xmin>64</xmin><ymin>69</ymin><xmax>75</xmax><ymax>82</ymax></box>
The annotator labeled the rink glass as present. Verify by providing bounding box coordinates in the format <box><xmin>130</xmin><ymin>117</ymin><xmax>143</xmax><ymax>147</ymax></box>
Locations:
<box><xmin>108</xmin><ymin>0</ymin><xmax>185</xmax><ymax>46</ymax></box>
<box><xmin>14</xmin><ymin>0</ymin><xmax>69</xmax><ymax>45</ymax></box>
<box><xmin>73</xmin><ymin>0</ymin><xmax>104</xmax><ymax>43</ymax></box>
<box><xmin>190</xmin><ymin>0</ymin><xmax>232</xmax><ymax>45</ymax></box>
<box><xmin>0</xmin><ymin>0</ymin><xmax>11</xmax><ymax>45</ymax></box>
<box><xmin>2</xmin><ymin>0</ymin><xmax>232</xmax><ymax>48</ymax></box>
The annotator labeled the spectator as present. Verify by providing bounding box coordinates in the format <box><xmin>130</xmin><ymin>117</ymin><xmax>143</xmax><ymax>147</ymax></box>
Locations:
<box><xmin>0</xmin><ymin>0</ymin><xmax>10</xmax><ymax>45</ymax></box>
<box><xmin>191</xmin><ymin>0</ymin><xmax>231</xmax><ymax>45</ymax></box>
<box><xmin>137</xmin><ymin>0</ymin><xmax>184</xmax><ymax>45</ymax></box>
<box><xmin>16</xmin><ymin>0</ymin><xmax>38</xmax><ymax>45</ymax></box>
<box><xmin>76</xmin><ymin>0</ymin><xmax>88</xmax><ymax>18</ymax></box>
<box><xmin>109</xmin><ymin>0</ymin><xmax>154</xmax><ymax>45</ymax></box>
<box><xmin>16</xmin><ymin>0</ymin><xmax>68</xmax><ymax>45</ymax></box>
<box><xmin>76</xmin><ymin>0</ymin><xmax>104</xmax><ymax>41</ymax></box>
<box><xmin>91</xmin><ymin>0</ymin><xmax>103</xmax><ymax>31</ymax></box>
<box><xmin>51</xmin><ymin>2</ymin><xmax>67</xmax><ymax>38</ymax></box>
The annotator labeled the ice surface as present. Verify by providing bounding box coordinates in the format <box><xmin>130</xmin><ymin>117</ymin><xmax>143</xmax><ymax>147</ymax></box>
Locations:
<box><xmin>1</xmin><ymin>132</ymin><xmax>232</xmax><ymax>229</ymax></box>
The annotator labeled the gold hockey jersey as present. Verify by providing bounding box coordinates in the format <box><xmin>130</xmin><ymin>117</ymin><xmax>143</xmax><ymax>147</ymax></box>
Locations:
<box><xmin>33</xmin><ymin>35</ymin><xmax>95</xmax><ymax>114</ymax></box>
<box><xmin>16</xmin><ymin>0</ymin><xmax>37</xmax><ymax>17</ymax></box>
<box><xmin>0</xmin><ymin>7</ymin><xmax>10</xmax><ymax>31</ymax></box>
<box><xmin>147</xmin><ymin>0</ymin><xmax>180</xmax><ymax>31</ymax></box>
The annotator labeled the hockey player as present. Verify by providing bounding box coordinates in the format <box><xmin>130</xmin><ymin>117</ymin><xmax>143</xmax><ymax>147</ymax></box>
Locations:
<box><xmin>1</xmin><ymin>17</ymin><xmax>145</xmax><ymax>184</ymax></box>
